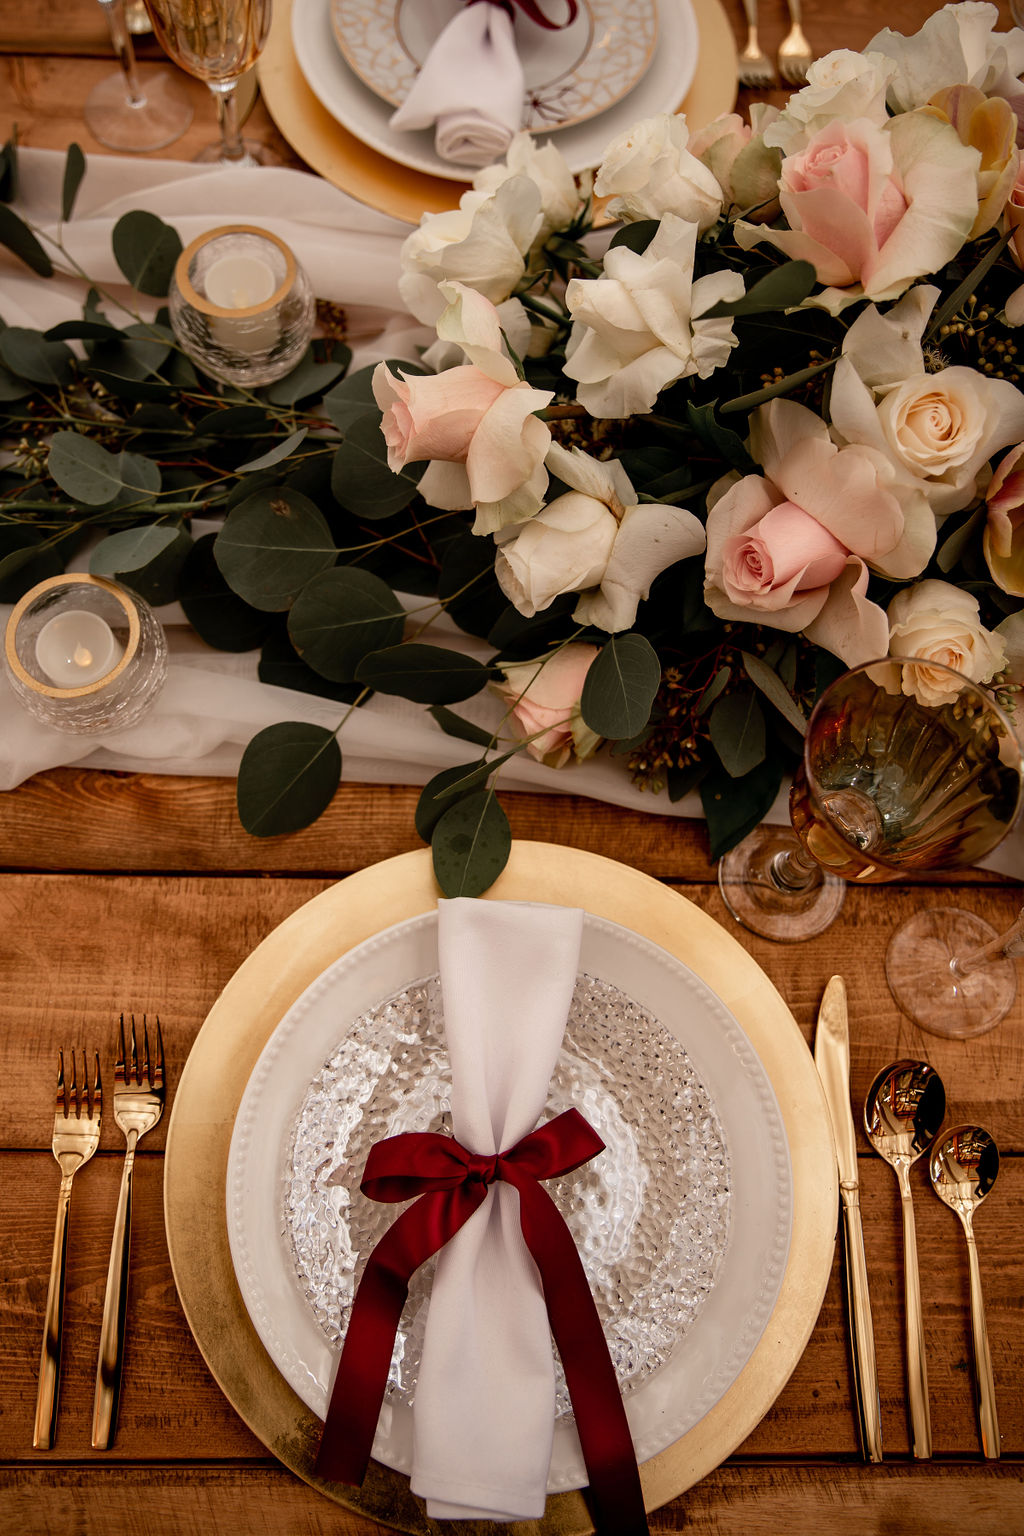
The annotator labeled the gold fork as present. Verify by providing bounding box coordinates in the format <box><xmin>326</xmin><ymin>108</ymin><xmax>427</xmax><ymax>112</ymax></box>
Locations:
<box><xmin>778</xmin><ymin>0</ymin><xmax>813</xmax><ymax>86</ymax></box>
<box><xmin>91</xmin><ymin>1014</ymin><xmax>165</xmax><ymax>1450</ymax></box>
<box><xmin>738</xmin><ymin>0</ymin><xmax>777</xmax><ymax>89</ymax></box>
<box><xmin>34</xmin><ymin>1049</ymin><xmax>102</xmax><ymax>1450</ymax></box>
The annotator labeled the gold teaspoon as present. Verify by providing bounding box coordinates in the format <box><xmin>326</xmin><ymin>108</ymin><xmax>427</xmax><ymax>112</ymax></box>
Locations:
<box><xmin>863</xmin><ymin>1059</ymin><xmax>946</xmax><ymax>1459</ymax></box>
<box><xmin>929</xmin><ymin>1125</ymin><xmax>1001</xmax><ymax>1458</ymax></box>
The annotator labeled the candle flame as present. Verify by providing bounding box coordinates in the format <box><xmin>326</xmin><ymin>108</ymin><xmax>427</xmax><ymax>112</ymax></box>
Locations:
<box><xmin>73</xmin><ymin>644</ymin><xmax>94</xmax><ymax>668</ymax></box>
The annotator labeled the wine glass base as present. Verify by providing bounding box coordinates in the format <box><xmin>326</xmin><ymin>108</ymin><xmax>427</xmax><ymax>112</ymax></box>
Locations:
<box><xmin>192</xmin><ymin>140</ymin><xmax>281</xmax><ymax>167</ymax></box>
<box><xmin>886</xmin><ymin>908</ymin><xmax>1017</xmax><ymax>1039</ymax></box>
<box><xmin>718</xmin><ymin>824</ymin><xmax>845</xmax><ymax>942</ymax></box>
<box><xmin>84</xmin><ymin>70</ymin><xmax>194</xmax><ymax>153</ymax></box>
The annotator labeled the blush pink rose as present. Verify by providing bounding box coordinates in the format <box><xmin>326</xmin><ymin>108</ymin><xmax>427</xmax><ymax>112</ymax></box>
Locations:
<box><xmin>722</xmin><ymin>501</ymin><xmax>850</xmax><ymax>609</ymax></box>
<box><xmin>492</xmin><ymin>645</ymin><xmax>602</xmax><ymax>767</ymax></box>
<box><xmin>984</xmin><ymin>442</ymin><xmax>1024</xmax><ymax>596</ymax></box>
<box><xmin>376</xmin><ymin>363</ymin><xmax>506</xmax><ymax>468</ymax></box>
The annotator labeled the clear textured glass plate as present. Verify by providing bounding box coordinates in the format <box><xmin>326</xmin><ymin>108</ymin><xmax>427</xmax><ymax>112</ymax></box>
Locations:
<box><xmin>226</xmin><ymin>909</ymin><xmax>791</xmax><ymax>1492</ymax></box>
<box><xmin>330</xmin><ymin>0</ymin><xmax>658</xmax><ymax>131</ymax></box>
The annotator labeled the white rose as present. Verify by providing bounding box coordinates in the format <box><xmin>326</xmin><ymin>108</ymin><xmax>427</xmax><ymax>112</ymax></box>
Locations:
<box><xmin>495</xmin><ymin>443</ymin><xmax>706</xmax><ymax>632</ymax></box>
<box><xmin>764</xmin><ymin>49</ymin><xmax>896</xmax><ymax>155</ymax></box>
<box><xmin>867</xmin><ymin>2</ymin><xmax>1024</xmax><ymax>113</ymax></box>
<box><xmin>594</xmin><ymin>113</ymin><xmax>724</xmax><ymax>231</ymax></box>
<box><xmin>398</xmin><ymin>177</ymin><xmax>543</xmax><ymax>325</ymax></box>
<box><xmin>473</xmin><ymin>132</ymin><xmax>582</xmax><ymax>248</ymax></box>
<box><xmin>563</xmin><ymin>214</ymin><xmax>742</xmax><ymax>418</ymax></box>
<box><xmin>830</xmin><ymin>286</ymin><xmax>1024</xmax><ymax>517</ymax></box>
<box><xmin>888</xmin><ymin>579</ymin><xmax>1007</xmax><ymax>704</ymax></box>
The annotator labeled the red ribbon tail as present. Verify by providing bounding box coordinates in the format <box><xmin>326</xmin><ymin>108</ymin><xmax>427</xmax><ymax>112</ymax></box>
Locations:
<box><xmin>507</xmin><ymin>1170</ymin><xmax>650</xmax><ymax>1536</ymax></box>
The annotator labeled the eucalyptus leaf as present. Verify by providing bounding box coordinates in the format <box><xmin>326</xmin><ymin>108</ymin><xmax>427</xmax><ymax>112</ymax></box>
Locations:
<box><xmin>415</xmin><ymin>759</ymin><xmax>491</xmax><ymax>840</ymax></box>
<box><xmin>937</xmin><ymin>505</ymin><xmax>985</xmax><ymax>574</ymax></box>
<box><xmin>431</xmin><ymin>789</ymin><xmax>511</xmax><ymax>898</ymax></box>
<box><xmin>607</xmin><ymin>219</ymin><xmax>660</xmax><ymax>255</ymax></box>
<box><xmin>696</xmin><ymin>664</ymin><xmax>731</xmax><ymax>713</ymax></box>
<box><xmin>192</xmin><ymin>404</ymin><xmax>273</xmax><ymax>437</ymax></box>
<box><xmin>0</xmin><ymin>204</ymin><xmax>53</xmax><ymax>276</ymax></box>
<box><xmin>264</xmin><ymin>345</ymin><xmax>350</xmax><ymax>406</ymax></box>
<box><xmin>44</xmin><ymin>319</ymin><xmax>120</xmax><ymax>342</ymax></box>
<box><xmin>112</xmin><ymin>209</ymin><xmax>183</xmax><ymax>297</ymax></box>
<box><xmin>89</xmin><ymin>524</ymin><xmax>181</xmax><ymax>578</ymax></box>
<box><xmin>439</xmin><ymin>530</ymin><xmax>506</xmax><ymax>638</ymax></box>
<box><xmin>323</xmin><ymin>359</ymin><xmax>428</xmax><ymax>433</ymax></box>
<box><xmin>685</xmin><ymin>401</ymin><xmax>756</xmax><ymax>474</ymax></box>
<box><xmin>178</xmin><ymin>533</ymin><xmax>275</xmax><ymax>652</ymax></box>
<box><xmin>47</xmin><ymin>431</ymin><xmax>160</xmax><ymax>506</ymax></box>
<box><xmin>236</xmin><ymin>428</ymin><xmax>308</xmax><ymax>473</ymax></box>
<box><xmin>701</xmin><ymin>259</ymin><xmax>816</xmax><ymax>318</ymax></box>
<box><xmin>355</xmin><ymin>643</ymin><xmax>489</xmax><ymax>703</ymax></box>
<box><xmin>99</xmin><ymin>526</ymin><xmax>192</xmax><ymax>606</ymax></box>
<box><xmin>0</xmin><ymin>528</ymin><xmax>64</xmax><ymax>601</ymax></box>
<box><xmin>214</xmin><ymin>486</ymin><xmax>337</xmax><ymax>610</ymax></box>
<box><xmin>61</xmin><ymin>144</ymin><xmax>86</xmax><ymax>222</ymax></box>
<box><xmin>331</xmin><ymin>413</ymin><xmax>425</xmax><ymax>519</ymax></box>
<box><xmin>0</xmin><ymin>363</ymin><xmax>31</xmax><ymax>400</ymax></box>
<box><xmin>258</xmin><ymin>627</ymin><xmax>365</xmax><ymax>703</ymax></box>
<box><xmin>0</xmin><ymin>328</ymin><xmax>74</xmax><ymax>385</ymax></box>
<box><xmin>700</xmin><ymin>754</ymin><xmax>784</xmax><ymax>860</ymax></box>
<box><xmin>708</xmin><ymin>689</ymin><xmax>767</xmax><ymax>777</ymax></box>
<box><xmin>428</xmin><ymin>705</ymin><xmax>495</xmax><ymax>749</ymax></box>
<box><xmin>0</xmin><ymin>131</ymin><xmax>17</xmax><ymax>202</ymax></box>
<box><xmin>580</xmin><ymin>632</ymin><xmax>661</xmax><ymax>739</ymax></box>
<box><xmin>287</xmin><ymin>566</ymin><xmax>405</xmax><ymax>681</ymax></box>
<box><xmin>236</xmin><ymin>722</ymin><xmax>342</xmax><ymax>836</ymax></box>
<box><xmin>741</xmin><ymin>650</ymin><xmax>807</xmax><ymax>735</ymax></box>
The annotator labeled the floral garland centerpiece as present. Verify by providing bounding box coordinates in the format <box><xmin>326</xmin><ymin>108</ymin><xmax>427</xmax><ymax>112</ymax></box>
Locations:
<box><xmin>1</xmin><ymin>2</ymin><xmax>1023</xmax><ymax>895</ymax></box>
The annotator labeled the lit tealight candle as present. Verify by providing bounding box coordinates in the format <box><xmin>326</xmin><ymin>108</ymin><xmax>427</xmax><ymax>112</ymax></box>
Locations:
<box><xmin>35</xmin><ymin>609</ymin><xmax>123</xmax><ymax>688</ymax></box>
<box><xmin>205</xmin><ymin>252</ymin><xmax>281</xmax><ymax>356</ymax></box>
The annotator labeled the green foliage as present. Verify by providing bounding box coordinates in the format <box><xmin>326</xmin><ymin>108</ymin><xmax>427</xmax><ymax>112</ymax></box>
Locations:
<box><xmin>431</xmin><ymin>789</ymin><xmax>512</xmax><ymax>897</ymax></box>
<box><xmin>236</xmin><ymin>722</ymin><xmax>342</xmax><ymax>836</ymax></box>
<box><xmin>580</xmin><ymin>633</ymin><xmax>662</xmax><ymax>738</ymax></box>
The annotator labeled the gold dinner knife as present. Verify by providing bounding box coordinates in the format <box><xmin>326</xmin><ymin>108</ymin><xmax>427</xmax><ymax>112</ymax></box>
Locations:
<box><xmin>814</xmin><ymin>975</ymin><xmax>884</xmax><ymax>1463</ymax></box>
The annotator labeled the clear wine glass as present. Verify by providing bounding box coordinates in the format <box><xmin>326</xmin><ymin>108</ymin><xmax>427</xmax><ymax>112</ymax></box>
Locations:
<box><xmin>85</xmin><ymin>0</ymin><xmax>193</xmax><ymax>152</ymax></box>
<box><xmin>143</xmin><ymin>0</ymin><xmax>274</xmax><ymax>166</ymax></box>
<box><xmin>718</xmin><ymin>657</ymin><xmax>1024</xmax><ymax>1034</ymax></box>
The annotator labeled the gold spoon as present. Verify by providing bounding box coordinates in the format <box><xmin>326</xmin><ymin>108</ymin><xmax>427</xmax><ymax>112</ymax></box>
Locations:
<box><xmin>929</xmin><ymin>1125</ymin><xmax>1001</xmax><ymax>1458</ymax></box>
<box><xmin>863</xmin><ymin>1059</ymin><xmax>946</xmax><ymax>1459</ymax></box>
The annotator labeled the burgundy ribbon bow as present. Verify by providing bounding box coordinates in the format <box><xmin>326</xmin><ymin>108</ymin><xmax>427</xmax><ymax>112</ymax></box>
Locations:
<box><xmin>466</xmin><ymin>0</ymin><xmax>580</xmax><ymax>30</ymax></box>
<box><xmin>315</xmin><ymin>1107</ymin><xmax>648</xmax><ymax>1535</ymax></box>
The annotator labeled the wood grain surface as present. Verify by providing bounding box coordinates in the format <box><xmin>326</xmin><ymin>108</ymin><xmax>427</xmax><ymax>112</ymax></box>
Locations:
<box><xmin>1</xmin><ymin>0</ymin><xmax>1024</xmax><ymax>1530</ymax></box>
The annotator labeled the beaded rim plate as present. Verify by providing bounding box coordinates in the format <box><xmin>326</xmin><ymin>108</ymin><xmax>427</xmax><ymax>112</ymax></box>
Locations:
<box><xmin>225</xmin><ymin>908</ymin><xmax>791</xmax><ymax>1490</ymax></box>
<box><xmin>164</xmin><ymin>843</ymin><xmax>837</xmax><ymax>1534</ymax></box>
<box><xmin>330</xmin><ymin>0</ymin><xmax>658</xmax><ymax>131</ymax></box>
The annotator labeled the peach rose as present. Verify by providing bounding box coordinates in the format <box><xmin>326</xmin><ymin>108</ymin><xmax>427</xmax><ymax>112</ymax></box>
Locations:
<box><xmin>887</xmin><ymin>580</ymin><xmax>1006</xmax><ymax>706</ymax></box>
<box><xmin>924</xmin><ymin>84</ymin><xmax>1019</xmax><ymax>240</ymax></box>
<box><xmin>492</xmin><ymin>645</ymin><xmax>602</xmax><ymax>767</ymax></box>
<box><xmin>984</xmin><ymin>443</ymin><xmax>1024</xmax><ymax>596</ymax></box>
<box><xmin>373</xmin><ymin>361</ymin><xmax>552</xmax><ymax>531</ymax></box>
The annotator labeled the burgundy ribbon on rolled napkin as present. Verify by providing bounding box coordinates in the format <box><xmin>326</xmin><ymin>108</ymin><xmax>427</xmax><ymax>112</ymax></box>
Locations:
<box><xmin>315</xmin><ymin>1114</ymin><xmax>648</xmax><ymax>1533</ymax></box>
<box><xmin>468</xmin><ymin>0</ymin><xmax>579</xmax><ymax>27</ymax></box>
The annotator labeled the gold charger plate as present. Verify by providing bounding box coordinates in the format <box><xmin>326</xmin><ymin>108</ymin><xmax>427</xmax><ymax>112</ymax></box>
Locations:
<box><xmin>165</xmin><ymin>842</ymin><xmax>837</xmax><ymax>1535</ymax></box>
<box><xmin>256</xmin><ymin>0</ymin><xmax>737</xmax><ymax>223</ymax></box>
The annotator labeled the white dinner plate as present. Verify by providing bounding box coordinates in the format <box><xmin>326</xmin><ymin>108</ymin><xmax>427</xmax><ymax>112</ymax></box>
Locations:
<box><xmin>226</xmin><ymin>908</ymin><xmax>792</xmax><ymax>1492</ymax></box>
<box><xmin>331</xmin><ymin>0</ymin><xmax>658</xmax><ymax>131</ymax></box>
<box><xmin>292</xmin><ymin>0</ymin><xmax>699</xmax><ymax>181</ymax></box>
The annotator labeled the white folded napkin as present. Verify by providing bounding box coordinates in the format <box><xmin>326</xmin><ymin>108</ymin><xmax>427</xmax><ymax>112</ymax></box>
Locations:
<box><xmin>389</xmin><ymin>3</ymin><xmax>524</xmax><ymax>169</ymax></box>
<box><xmin>410</xmin><ymin>896</ymin><xmax>584</xmax><ymax>1521</ymax></box>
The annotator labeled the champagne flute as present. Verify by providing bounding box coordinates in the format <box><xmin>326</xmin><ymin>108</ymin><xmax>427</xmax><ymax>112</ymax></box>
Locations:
<box><xmin>719</xmin><ymin>656</ymin><xmax>1023</xmax><ymax>1030</ymax></box>
<box><xmin>85</xmin><ymin>0</ymin><xmax>193</xmax><ymax>152</ymax></box>
<box><xmin>143</xmin><ymin>0</ymin><xmax>274</xmax><ymax>166</ymax></box>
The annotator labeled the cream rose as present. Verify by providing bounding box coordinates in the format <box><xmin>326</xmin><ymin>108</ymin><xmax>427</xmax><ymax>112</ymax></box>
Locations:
<box><xmin>398</xmin><ymin>177</ymin><xmax>543</xmax><ymax>325</ymax></box>
<box><xmin>473</xmin><ymin>132</ymin><xmax>582</xmax><ymax>251</ymax></box>
<box><xmin>563</xmin><ymin>213</ymin><xmax>742</xmax><ymax>418</ymax></box>
<box><xmin>763</xmin><ymin>49</ymin><xmax>895</xmax><ymax>156</ymax></box>
<box><xmin>829</xmin><ymin>285</ymin><xmax>1024</xmax><ymax>517</ymax></box>
<box><xmin>735</xmin><ymin>111</ymin><xmax>979</xmax><ymax>314</ymax></box>
<box><xmin>373</xmin><ymin>362</ymin><xmax>552</xmax><ymax>532</ymax></box>
<box><xmin>704</xmin><ymin>399</ymin><xmax>936</xmax><ymax>664</ymax></box>
<box><xmin>984</xmin><ymin>442</ymin><xmax>1024</xmax><ymax>596</ymax></box>
<box><xmin>887</xmin><ymin>579</ymin><xmax>1006</xmax><ymax>704</ymax></box>
<box><xmin>593</xmin><ymin>113</ymin><xmax>724</xmax><ymax>230</ymax></box>
<box><xmin>867</xmin><ymin>3</ymin><xmax>1024</xmax><ymax>115</ymax></box>
<box><xmin>495</xmin><ymin>443</ymin><xmax>706</xmax><ymax>633</ymax></box>
<box><xmin>492</xmin><ymin>645</ymin><xmax>602</xmax><ymax>767</ymax></box>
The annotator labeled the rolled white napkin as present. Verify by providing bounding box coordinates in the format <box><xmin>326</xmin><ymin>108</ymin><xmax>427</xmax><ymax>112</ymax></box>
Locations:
<box><xmin>410</xmin><ymin>896</ymin><xmax>584</xmax><ymax>1521</ymax></box>
<box><xmin>389</xmin><ymin>3</ymin><xmax>524</xmax><ymax>169</ymax></box>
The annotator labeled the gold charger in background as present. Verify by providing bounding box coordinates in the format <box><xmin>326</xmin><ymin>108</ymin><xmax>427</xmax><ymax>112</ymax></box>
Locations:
<box><xmin>257</xmin><ymin>0</ymin><xmax>738</xmax><ymax>222</ymax></box>
<box><xmin>165</xmin><ymin>842</ymin><xmax>836</xmax><ymax>1535</ymax></box>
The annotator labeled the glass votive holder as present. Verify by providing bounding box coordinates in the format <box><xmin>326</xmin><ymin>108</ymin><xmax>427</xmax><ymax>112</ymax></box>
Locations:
<box><xmin>4</xmin><ymin>573</ymin><xmax>168</xmax><ymax>735</ymax></box>
<box><xmin>169</xmin><ymin>224</ymin><xmax>316</xmax><ymax>388</ymax></box>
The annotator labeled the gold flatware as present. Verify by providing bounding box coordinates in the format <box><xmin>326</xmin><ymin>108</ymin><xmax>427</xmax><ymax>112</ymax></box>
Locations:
<box><xmin>737</xmin><ymin>0</ymin><xmax>776</xmax><ymax>89</ymax></box>
<box><xmin>91</xmin><ymin>1014</ymin><xmax>165</xmax><ymax>1450</ymax></box>
<box><xmin>777</xmin><ymin>0</ymin><xmax>813</xmax><ymax>86</ymax></box>
<box><xmin>34</xmin><ymin>1049</ymin><xmax>102</xmax><ymax>1450</ymax></box>
<box><xmin>813</xmin><ymin>977</ymin><xmax>883</xmax><ymax>1463</ymax></box>
<box><xmin>929</xmin><ymin>1125</ymin><xmax>1001</xmax><ymax>1458</ymax></box>
<box><xmin>863</xmin><ymin>1059</ymin><xmax>945</xmax><ymax>1460</ymax></box>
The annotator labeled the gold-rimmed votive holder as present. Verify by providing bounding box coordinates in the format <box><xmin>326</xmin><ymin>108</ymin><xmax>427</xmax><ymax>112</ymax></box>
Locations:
<box><xmin>169</xmin><ymin>224</ymin><xmax>316</xmax><ymax>387</ymax></box>
<box><xmin>4</xmin><ymin>573</ymin><xmax>168</xmax><ymax>735</ymax></box>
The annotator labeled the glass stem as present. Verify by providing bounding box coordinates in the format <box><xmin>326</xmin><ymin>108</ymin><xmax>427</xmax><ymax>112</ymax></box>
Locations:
<box><xmin>768</xmin><ymin>844</ymin><xmax>819</xmax><ymax>893</ymax></box>
<box><xmin>99</xmin><ymin>0</ymin><xmax>148</xmax><ymax>108</ymax></box>
<box><xmin>953</xmin><ymin>907</ymin><xmax>1024</xmax><ymax>979</ymax></box>
<box><xmin>208</xmin><ymin>77</ymin><xmax>248</xmax><ymax>164</ymax></box>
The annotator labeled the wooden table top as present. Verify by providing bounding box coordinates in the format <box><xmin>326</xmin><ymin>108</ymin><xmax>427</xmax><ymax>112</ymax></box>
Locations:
<box><xmin>1</xmin><ymin>2</ymin><xmax>1023</xmax><ymax>1532</ymax></box>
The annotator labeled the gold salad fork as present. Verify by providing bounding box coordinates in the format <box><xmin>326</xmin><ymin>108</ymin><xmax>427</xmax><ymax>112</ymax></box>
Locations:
<box><xmin>34</xmin><ymin>1049</ymin><xmax>102</xmax><ymax>1450</ymax></box>
<box><xmin>738</xmin><ymin>0</ymin><xmax>777</xmax><ymax>88</ymax></box>
<box><xmin>778</xmin><ymin>0</ymin><xmax>813</xmax><ymax>86</ymax></box>
<box><xmin>91</xmin><ymin>1014</ymin><xmax>165</xmax><ymax>1450</ymax></box>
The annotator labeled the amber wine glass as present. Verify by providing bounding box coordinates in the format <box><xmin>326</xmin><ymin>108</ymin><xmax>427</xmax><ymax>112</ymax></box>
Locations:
<box><xmin>143</xmin><ymin>0</ymin><xmax>274</xmax><ymax>165</ymax></box>
<box><xmin>719</xmin><ymin>657</ymin><xmax>1024</xmax><ymax>1035</ymax></box>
